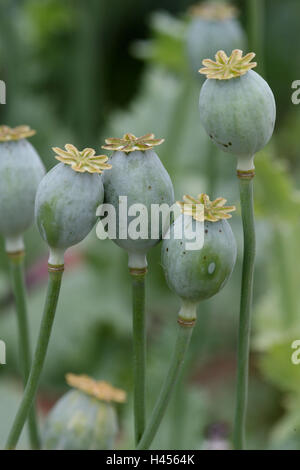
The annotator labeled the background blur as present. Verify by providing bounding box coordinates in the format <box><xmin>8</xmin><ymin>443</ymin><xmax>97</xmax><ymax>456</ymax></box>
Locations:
<box><xmin>1</xmin><ymin>0</ymin><xmax>300</xmax><ymax>450</ymax></box>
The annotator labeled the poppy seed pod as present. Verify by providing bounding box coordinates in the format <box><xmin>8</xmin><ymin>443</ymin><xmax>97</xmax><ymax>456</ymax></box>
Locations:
<box><xmin>0</xmin><ymin>125</ymin><xmax>45</xmax><ymax>251</ymax></box>
<box><xmin>35</xmin><ymin>144</ymin><xmax>111</xmax><ymax>264</ymax></box>
<box><xmin>186</xmin><ymin>2</ymin><xmax>246</xmax><ymax>78</ymax></box>
<box><xmin>199</xmin><ymin>50</ymin><xmax>276</xmax><ymax>170</ymax></box>
<box><xmin>102</xmin><ymin>133</ymin><xmax>174</xmax><ymax>269</ymax></box>
<box><xmin>162</xmin><ymin>194</ymin><xmax>237</xmax><ymax>321</ymax></box>
<box><xmin>42</xmin><ymin>374</ymin><xmax>126</xmax><ymax>450</ymax></box>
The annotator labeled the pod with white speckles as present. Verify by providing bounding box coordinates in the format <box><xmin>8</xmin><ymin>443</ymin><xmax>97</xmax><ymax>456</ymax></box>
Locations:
<box><xmin>137</xmin><ymin>195</ymin><xmax>236</xmax><ymax>450</ymax></box>
<box><xmin>162</xmin><ymin>194</ymin><xmax>237</xmax><ymax>321</ymax></box>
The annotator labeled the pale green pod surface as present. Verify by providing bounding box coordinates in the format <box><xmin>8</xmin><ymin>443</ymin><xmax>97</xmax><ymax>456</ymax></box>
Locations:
<box><xmin>162</xmin><ymin>215</ymin><xmax>237</xmax><ymax>302</ymax></box>
<box><xmin>102</xmin><ymin>150</ymin><xmax>174</xmax><ymax>255</ymax></box>
<box><xmin>42</xmin><ymin>390</ymin><xmax>118</xmax><ymax>450</ymax></box>
<box><xmin>35</xmin><ymin>163</ymin><xmax>104</xmax><ymax>250</ymax></box>
<box><xmin>186</xmin><ymin>18</ymin><xmax>246</xmax><ymax>77</ymax></box>
<box><xmin>0</xmin><ymin>140</ymin><xmax>45</xmax><ymax>237</ymax></box>
<box><xmin>199</xmin><ymin>70</ymin><xmax>276</xmax><ymax>159</ymax></box>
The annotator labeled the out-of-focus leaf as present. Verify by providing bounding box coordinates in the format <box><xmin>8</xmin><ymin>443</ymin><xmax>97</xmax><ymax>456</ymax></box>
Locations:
<box><xmin>258</xmin><ymin>341</ymin><xmax>300</xmax><ymax>394</ymax></box>
<box><xmin>131</xmin><ymin>11</ymin><xmax>188</xmax><ymax>73</ymax></box>
<box><xmin>270</xmin><ymin>394</ymin><xmax>300</xmax><ymax>449</ymax></box>
<box><xmin>255</xmin><ymin>150</ymin><xmax>300</xmax><ymax>222</ymax></box>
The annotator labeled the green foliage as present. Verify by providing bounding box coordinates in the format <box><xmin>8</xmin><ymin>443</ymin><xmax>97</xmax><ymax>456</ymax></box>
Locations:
<box><xmin>132</xmin><ymin>11</ymin><xmax>188</xmax><ymax>74</ymax></box>
<box><xmin>255</xmin><ymin>151</ymin><xmax>300</xmax><ymax>222</ymax></box>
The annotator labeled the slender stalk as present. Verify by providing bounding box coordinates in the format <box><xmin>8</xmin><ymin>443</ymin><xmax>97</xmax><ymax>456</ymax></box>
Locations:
<box><xmin>206</xmin><ymin>141</ymin><xmax>218</xmax><ymax>199</ymax></box>
<box><xmin>137</xmin><ymin>321</ymin><xmax>194</xmax><ymax>450</ymax></box>
<box><xmin>247</xmin><ymin>0</ymin><xmax>265</xmax><ymax>76</ymax></box>
<box><xmin>161</xmin><ymin>75</ymin><xmax>193</xmax><ymax>171</ymax></box>
<box><xmin>130</xmin><ymin>268</ymin><xmax>147</xmax><ymax>445</ymax></box>
<box><xmin>5</xmin><ymin>264</ymin><xmax>64</xmax><ymax>450</ymax></box>
<box><xmin>8</xmin><ymin>251</ymin><xmax>40</xmax><ymax>449</ymax></box>
<box><xmin>233</xmin><ymin>174</ymin><xmax>256</xmax><ymax>450</ymax></box>
<box><xmin>273</xmin><ymin>224</ymin><xmax>295</xmax><ymax>325</ymax></box>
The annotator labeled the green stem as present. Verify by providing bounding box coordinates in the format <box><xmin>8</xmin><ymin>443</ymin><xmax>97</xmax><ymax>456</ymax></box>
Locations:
<box><xmin>247</xmin><ymin>0</ymin><xmax>265</xmax><ymax>76</ymax></box>
<box><xmin>8</xmin><ymin>252</ymin><xmax>40</xmax><ymax>449</ymax></box>
<box><xmin>137</xmin><ymin>321</ymin><xmax>194</xmax><ymax>450</ymax></box>
<box><xmin>233</xmin><ymin>175</ymin><xmax>256</xmax><ymax>450</ymax></box>
<box><xmin>273</xmin><ymin>224</ymin><xmax>295</xmax><ymax>326</ymax></box>
<box><xmin>161</xmin><ymin>76</ymin><xmax>193</xmax><ymax>172</ymax></box>
<box><xmin>5</xmin><ymin>265</ymin><xmax>64</xmax><ymax>450</ymax></box>
<box><xmin>131</xmin><ymin>270</ymin><xmax>146</xmax><ymax>445</ymax></box>
<box><xmin>206</xmin><ymin>141</ymin><xmax>218</xmax><ymax>199</ymax></box>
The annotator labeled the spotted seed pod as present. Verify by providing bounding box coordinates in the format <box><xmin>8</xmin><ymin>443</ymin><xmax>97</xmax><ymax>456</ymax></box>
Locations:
<box><xmin>102</xmin><ymin>133</ymin><xmax>174</xmax><ymax>268</ymax></box>
<box><xmin>186</xmin><ymin>2</ymin><xmax>246</xmax><ymax>78</ymax></box>
<box><xmin>42</xmin><ymin>374</ymin><xmax>126</xmax><ymax>450</ymax></box>
<box><xmin>162</xmin><ymin>194</ymin><xmax>237</xmax><ymax>319</ymax></box>
<box><xmin>199</xmin><ymin>50</ymin><xmax>276</xmax><ymax>170</ymax></box>
<box><xmin>0</xmin><ymin>126</ymin><xmax>45</xmax><ymax>249</ymax></box>
<box><xmin>35</xmin><ymin>144</ymin><xmax>111</xmax><ymax>263</ymax></box>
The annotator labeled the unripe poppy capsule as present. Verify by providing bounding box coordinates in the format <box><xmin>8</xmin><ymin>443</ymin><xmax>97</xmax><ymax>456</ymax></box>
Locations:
<box><xmin>162</xmin><ymin>193</ymin><xmax>237</xmax><ymax>321</ymax></box>
<box><xmin>199</xmin><ymin>50</ymin><xmax>276</xmax><ymax>171</ymax></box>
<box><xmin>42</xmin><ymin>374</ymin><xmax>126</xmax><ymax>450</ymax></box>
<box><xmin>35</xmin><ymin>144</ymin><xmax>111</xmax><ymax>264</ymax></box>
<box><xmin>102</xmin><ymin>133</ymin><xmax>174</xmax><ymax>269</ymax></box>
<box><xmin>0</xmin><ymin>125</ymin><xmax>45</xmax><ymax>252</ymax></box>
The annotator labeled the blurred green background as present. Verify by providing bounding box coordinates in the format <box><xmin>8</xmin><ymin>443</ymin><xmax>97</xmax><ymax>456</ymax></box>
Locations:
<box><xmin>1</xmin><ymin>0</ymin><xmax>300</xmax><ymax>450</ymax></box>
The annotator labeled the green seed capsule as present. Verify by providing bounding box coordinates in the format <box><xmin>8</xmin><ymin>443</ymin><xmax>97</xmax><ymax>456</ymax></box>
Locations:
<box><xmin>102</xmin><ymin>133</ymin><xmax>174</xmax><ymax>268</ymax></box>
<box><xmin>0</xmin><ymin>126</ymin><xmax>45</xmax><ymax>242</ymax></box>
<box><xmin>42</xmin><ymin>374</ymin><xmax>126</xmax><ymax>450</ymax></box>
<box><xmin>162</xmin><ymin>194</ymin><xmax>236</xmax><ymax>319</ymax></box>
<box><xmin>186</xmin><ymin>3</ymin><xmax>246</xmax><ymax>77</ymax></box>
<box><xmin>199</xmin><ymin>50</ymin><xmax>276</xmax><ymax>170</ymax></box>
<box><xmin>35</xmin><ymin>145</ymin><xmax>111</xmax><ymax>262</ymax></box>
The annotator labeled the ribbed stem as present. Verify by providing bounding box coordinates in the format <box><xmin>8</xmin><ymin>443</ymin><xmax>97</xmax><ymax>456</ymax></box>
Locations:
<box><xmin>130</xmin><ymin>268</ymin><xmax>147</xmax><ymax>445</ymax></box>
<box><xmin>137</xmin><ymin>321</ymin><xmax>194</xmax><ymax>450</ymax></box>
<box><xmin>233</xmin><ymin>175</ymin><xmax>256</xmax><ymax>450</ymax></box>
<box><xmin>5</xmin><ymin>265</ymin><xmax>64</xmax><ymax>450</ymax></box>
<box><xmin>8</xmin><ymin>252</ymin><xmax>40</xmax><ymax>449</ymax></box>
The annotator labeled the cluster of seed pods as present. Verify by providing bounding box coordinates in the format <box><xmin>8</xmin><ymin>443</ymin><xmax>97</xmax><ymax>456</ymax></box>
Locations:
<box><xmin>0</xmin><ymin>3</ymin><xmax>276</xmax><ymax>450</ymax></box>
